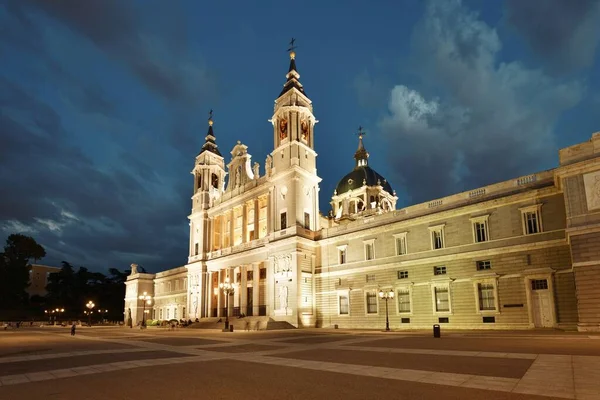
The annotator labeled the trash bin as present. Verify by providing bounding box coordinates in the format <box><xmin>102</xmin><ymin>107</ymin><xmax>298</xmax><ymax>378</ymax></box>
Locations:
<box><xmin>229</xmin><ymin>325</ymin><xmax>234</xmax><ymax>332</ymax></box>
<box><xmin>433</xmin><ymin>324</ymin><xmax>441</xmax><ymax>338</ymax></box>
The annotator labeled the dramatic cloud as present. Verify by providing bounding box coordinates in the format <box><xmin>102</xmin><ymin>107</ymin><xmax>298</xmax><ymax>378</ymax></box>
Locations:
<box><xmin>378</xmin><ymin>0</ymin><xmax>585</xmax><ymax>204</ymax></box>
<box><xmin>505</xmin><ymin>0</ymin><xmax>600</xmax><ymax>73</ymax></box>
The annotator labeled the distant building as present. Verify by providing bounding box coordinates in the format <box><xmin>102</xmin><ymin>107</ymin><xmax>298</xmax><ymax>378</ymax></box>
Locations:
<box><xmin>125</xmin><ymin>46</ymin><xmax>600</xmax><ymax>332</ymax></box>
<box><xmin>28</xmin><ymin>264</ymin><xmax>60</xmax><ymax>298</ymax></box>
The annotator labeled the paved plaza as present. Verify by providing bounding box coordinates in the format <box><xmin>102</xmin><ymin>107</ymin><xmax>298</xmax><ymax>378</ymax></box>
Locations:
<box><xmin>1</xmin><ymin>326</ymin><xmax>600</xmax><ymax>399</ymax></box>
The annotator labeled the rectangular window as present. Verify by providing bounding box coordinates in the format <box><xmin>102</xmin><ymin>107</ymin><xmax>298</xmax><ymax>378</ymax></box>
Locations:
<box><xmin>247</xmin><ymin>270</ymin><xmax>253</xmax><ymax>281</ymax></box>
<box><xmin>397</xmin><ymin>288</ymin><xmax>411</xmax><ymax>313</ymax></box>
<box><xmin>182</xmin><ymin>307</ymin><xmax>186</xmax><ymax>318</ymax></box>
<box><xmin>159</xmin><ymin>309</ymin><xmax>163</xmax><ymax>320</ymax></box>
<box><xmin>174</xmin><ymin>308</ymin><xmax>177</xmax><ymax>319</ymax></box>
<box><xmin>397</xmin><ymin>270</ymin><xmax>409</xmax><ymax>279</ymax></box>
<box><xmin>366</xmin><ymin>274</ymin><xmax>376</xmax><ymax>282</ymax></box>
<box><xmin>433</xmin><ymin>231</ymin><xmax>443</xmax><ymax>249</ymax></box>
<box><xmin>434</xmin><ymin>266</ymin><xmax>447</xmax><ymax>275</ymax></box>
<box><xmin>338</xmin><ymin>248</ymin><xmax>347</xmax><ymax>264</ymax></box>
<box><xmin>339</xmin><ymin>295</ymin><xmax>349</xmax><ymax>315</ymax></box>
<box><xmin>476</xmin><ymin>260</ymin><xmax>491</xmax><ymax>271</ymax></box>
<box><xmin>434</xmin><ymin>287</ymin><xmax>450</xmax><ymax>312</ymax></box>
<box><xmin>280</xmin><ymin>212</ymin><xmax>287</xmax><ymax>230</ymax></box>
<box><xmin>166</xmin><ymin>309</ymin><xmax>170</xmax><ymax>319</ymax></box>
<box><xmin>364</xmin><ymin>242</ymin><xmax>374</xmax><ymax>260</ymax></box>
<box><xmin>259</xmin><ymin>268</ymin><xmax>266</xmax><ymax>279</ymax></box>
<box><xmin>395</xmin><ymin>234</ymin><xmax>407</xmax><ymax>255</ymax></box>
<box><xmin>236</xmin><ymin>272</ymin><xmax>241</xmax><ymax>283</ymax></box>
<box><xmin>304</xmin><ymin>212</ymin><xmax>310</xmax><ymax>230</ymax></box>
<box><xmin>366</xmin><ymin>292</ymin><xmax>378</xmax><ymax>314</ymax></box>
<box><xmin>531</xmin><ymin>279</ymin><xmax>548</xmax><ymax>290</ymax></box>
<box><xmin>194</xmin><ymin>243</ymin><xmax>199</xmax><ymax>256</ymax></box>
<box><xmin>478</xmin><ymin>283</ymin><xmax>495</xmax><ymax>311</ymax></box>
<box><xmin>523</xmin><ymin>211</ymin><xmax>539</xmax><ymax>234</ymax></box>
<box><xmin>474</xmin><ymin>222</ymin><xmax>487</xmax><ymax>242</ymax></box>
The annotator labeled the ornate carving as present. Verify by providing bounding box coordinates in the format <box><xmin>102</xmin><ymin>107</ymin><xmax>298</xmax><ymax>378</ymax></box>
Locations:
<box><xmin>583</xmin><ymin>170</ymin><xmax>600</xmax><ymax>210</ymax></box>
<box><xmin>130</xmin><ymin>263</ymin><xmax>138</xmax><ymax>275</ymax></box>
<box><xmin>253</xmin><ymin>162</ymin><xmax>259</xmax><ymax>179</ymax></box>
<box><xmin>278</xmin><ymin>285</ymin><xmax>288</xmax><ymax>310</ymax></box>
<box><xmin>265</xmin><ymin>155</ymin><xmax>273</xmax><ymax>176</ymax></box>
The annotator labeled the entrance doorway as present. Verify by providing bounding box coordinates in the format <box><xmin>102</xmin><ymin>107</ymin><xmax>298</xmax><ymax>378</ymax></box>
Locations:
<box><xmin>530</xmin><ymin>279</ymin><xmax>553</xmax><ymax>327</ymax></box>
<box><xmin>247</xmin><ymin>287</ymin><xmax>253</xmax><ymax>316</ymax></box>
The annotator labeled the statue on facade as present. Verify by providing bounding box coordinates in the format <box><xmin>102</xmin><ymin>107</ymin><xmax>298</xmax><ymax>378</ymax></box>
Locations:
<box><xmin>265</xmin><ymin>155</ymin><xmax>272</xmax><ymax>177</ymax></box>
<box><xmin>253</xmin><ymin>162</ymin><xmax>260</xmax><ymax>179</ymax></box>
<box><xmin>130</xmin><ymin>263</ymin><xmax>138</xmax><ymax>274</ymax></box>
<box><xmin>278</xmin><ymin>285</ymin><xmax>288</xmax><ymax>310</ymax></box>
<box><xmin>126</xmin><ymin>308</ymin><xmax>133</xmax><ymax>328</ymax></box>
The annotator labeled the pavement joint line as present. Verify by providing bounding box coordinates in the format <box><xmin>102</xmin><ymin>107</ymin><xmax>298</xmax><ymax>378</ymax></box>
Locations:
<box><xmin>333</xmin><ymin>345</ymin><xmax>538</xmax><ymax>360</ymax></box>
<box><xmin>0</xmin><ymin>348</ymin><xmax>149</xmax><ymax>364</ymax></box>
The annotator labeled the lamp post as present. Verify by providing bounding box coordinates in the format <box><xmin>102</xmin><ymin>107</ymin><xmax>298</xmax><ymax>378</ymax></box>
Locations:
<box><xmin>86</xmin><ymin>301</ymin><xmax>95</xmax><ymax>326</ymax></box>
<box><xmin>138</xmin><ymin>292</ymin><xmax>152</xmax><ymax>328</ymax></box>
<box><xmin>219</xmin><ymin>278</ymin><xmax>235</xmax><ymax>331</ymax></box>
<box><xmin>379</xmin><ymin>289</ymin><xmax>395</xmax><ymax>332</ymax></box>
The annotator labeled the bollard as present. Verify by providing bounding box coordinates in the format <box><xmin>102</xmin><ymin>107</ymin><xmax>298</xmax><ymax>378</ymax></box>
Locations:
<box><xmin>433</xmin><ymin>324</ymin><xmax>441</xmax><ymax>338</ymax></box>
<box><xmin>229</xmin><ymin>325</ymin><xmax>234</xmax><ymax>332</ymax></box>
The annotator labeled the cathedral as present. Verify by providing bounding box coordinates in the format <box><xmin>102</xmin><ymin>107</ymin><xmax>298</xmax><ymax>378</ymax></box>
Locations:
<box><xmin>125</xmin><ymin>46</ymin><xmax>600</xmax><ymax>332</ymax></box>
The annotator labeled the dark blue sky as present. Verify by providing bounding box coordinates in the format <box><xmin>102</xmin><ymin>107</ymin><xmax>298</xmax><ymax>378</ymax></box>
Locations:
<box><xmin>1</xmin><ymin>0</ymin><xmax>599</xmax><ymax>273</ymax></box>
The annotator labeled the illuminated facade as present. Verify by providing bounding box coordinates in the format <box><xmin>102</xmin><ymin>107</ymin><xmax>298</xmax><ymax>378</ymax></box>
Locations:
<box><xmin>125</xmin><ymin>47</ymin><xmax>600</xmax><ymax>332</ymax></box>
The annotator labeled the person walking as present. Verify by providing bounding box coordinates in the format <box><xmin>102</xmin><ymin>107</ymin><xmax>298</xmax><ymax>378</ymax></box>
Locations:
<box><xmin>70</xmin><ymin>322</ymin><xmax>76</xmax><ymax>336</ymax></box>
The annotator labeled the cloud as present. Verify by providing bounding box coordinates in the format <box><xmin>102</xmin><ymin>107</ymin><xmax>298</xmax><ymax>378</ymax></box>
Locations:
<box><xmin>0</xmin><ymin>77</ymin><xmax>190</xmax><ymax>271</ymax></box>
<box><xmin>504</xmin><ymin>0</ymin><xmax>600</xmax><ymax>73</ymax></box>
<box><xmin>378</xmin><ymin>0</ymin><xmax>585</xmax><ymax>204</ymax></box>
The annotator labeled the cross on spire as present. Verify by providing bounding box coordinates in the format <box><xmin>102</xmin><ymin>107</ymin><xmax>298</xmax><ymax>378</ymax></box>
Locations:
<box><xmin>287</xmin><ymin>37</ymin><xmax>297</xmax><ymax>52</ymax></box>
<box><xmin>208</xmin><ymin>109</ymin><xmax>213</xmax><ymax>120</ymax></box>
<box><xmin>357</xmin><ymin>126</ymin><xmax>366</xmax><ymax>138</ymax></box>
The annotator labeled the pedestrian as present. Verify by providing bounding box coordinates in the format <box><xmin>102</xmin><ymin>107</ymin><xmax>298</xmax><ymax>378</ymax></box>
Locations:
<box><xmin>70</xmin><ymin>322</ymin><xmax>76</xmax><ymax>336</ymax></box>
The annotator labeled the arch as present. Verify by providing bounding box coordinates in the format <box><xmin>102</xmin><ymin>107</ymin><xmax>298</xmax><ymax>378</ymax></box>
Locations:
<box><xmin>381</xmin><ymin>198</ymin><xmax>392</xmax><ymax>211</ymax></box>
<box><xmin>211</xmin><ymin>173</ymin><xmax>219</xmax><ymax>189</ymax></box>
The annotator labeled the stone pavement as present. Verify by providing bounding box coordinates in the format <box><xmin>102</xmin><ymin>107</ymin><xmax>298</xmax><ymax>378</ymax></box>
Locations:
<box><xmin>1</xmin><ymin>327</ymin><xmax>600</xmax><ymax>399</ymax></box>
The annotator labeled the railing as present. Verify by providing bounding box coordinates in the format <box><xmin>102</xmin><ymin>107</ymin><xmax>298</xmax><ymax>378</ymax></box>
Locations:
<box><xmin>211</xmin><ymin>308</ymin><xmax>217</xmax><ymax>317</ymax></box>
<box><xmin>428</xmin><ymin>199</ymin><xmax>443</xmax><ymax>208</ymax></box>
<box><xmin>246</xmin><ymin>306</ymin><xmax>253</xmax><ymax>316</ymax></box>
<box><xmin>232</xmin><ymin>307</ymin><xmax>241</xmax><ymax>317</ymax></box>
<box><xmin>258</xmin><ymin>305</ymin><xmax>267</xmax><ymax>316</ymax></box>
<box><xmin>468</xmin><ymin>188</ymin><xmax>486</xmax><ymax>198</ymax></box>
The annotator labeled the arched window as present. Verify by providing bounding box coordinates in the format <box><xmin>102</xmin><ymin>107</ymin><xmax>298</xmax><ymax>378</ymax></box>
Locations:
<box><xmin>211</xmin><ymin>173</ymin><xmax>219</xmax><ymax>189</ymax></box>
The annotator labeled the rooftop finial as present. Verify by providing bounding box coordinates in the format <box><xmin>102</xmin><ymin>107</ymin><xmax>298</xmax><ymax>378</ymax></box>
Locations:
<box><xmin>287</xmin><ymin>37</ymin><xmax>297</xmax><ymax>60</ymax></box>
<box><xmin>357</xmin><ymin>125</ymin><xmax>366</xmax><ymax>139</ymax></box>
<box><xmin>208</xmin><ymin>109</ymin><xmax>214</xmax><ymax>126</ymax></box>
<box><xmin>354</xmin><ymin>126</ymin><xmax>369</xmax><ymax>168</ymax></box>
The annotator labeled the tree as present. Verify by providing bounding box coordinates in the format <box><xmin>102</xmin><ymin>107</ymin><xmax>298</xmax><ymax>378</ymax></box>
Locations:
<box><xmin>0</xmin><ymin>234</ymin><xmax>46</xmax><ymax>309</ymax></box>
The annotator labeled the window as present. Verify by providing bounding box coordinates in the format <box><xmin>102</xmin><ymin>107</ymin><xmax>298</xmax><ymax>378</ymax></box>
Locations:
<box><xmin>531</xmin><ymin>279</ymin><xmax>548</xmax><ymax>290</ymax></box>
<box><xmin>520</xmin><ymin>205</ymin><xmax>543</xmax><ymax>235</ymax></box>
<box><xmin>434</xmin><ymin>266</ymin><xmax>446</xmax><ymax>275</ymax></box>
<box><xmin>339</xmin><ymin>294</ymin><xmax>349</xmax><ymax>315</ymax></box>
<box><xmin>470</xmin><ymin>215</ymin><xmax>490</xmax><ymax>243</ymax></box>
<box><xmin>236</xmin><ymin>272</ymin><xmax>241</xmax><ymax>283</ymax></box>
<box><xmin>366</xmin><ymin>274</ymin><xmax>375</xmax><ymax>282</ymax></box>
<box><xmin>478</xmin><ymin>283</ymin><xmax>496</xmax><ymax>311</ymax></box>
<box><xmin>182</xmin><ymin>307</ymin><xmax>186</xmax><ymax>318</ymax></box>
<box><xmin>174</xmin><ymin>308</ymin><xmax>178</xmax><ymax>319</ymax></box>
<box><xmin>159</xmin><ymin>309</ymin><xmax>163</xmax><ymax>320</ymax></box>
<box><xmin>434</xmin><ymin>287</ymin><xmax>450</xmax><ymax>312</ymax></box>
<box><xmin>429</xmin><ymin>225</ymin><xmax>445</xmax><ymax>249</ymax></box>
<box><xmin>280</xmin><ymin>212</ymin><xmax>287</xmax><ymax>230</ymax></box>
<box><xmin>364</xmin><ymin>239</ymin><xmax>375</xmax><ymax>260</ymax></box>
<box><xmin>397</xmin><ymin>288</ymin><xmax>411</xmax><ymax>313</ymax></box>
<box><xmin>166</xmin><ymin>309</ymin><xmax>170</xmax><ymax>319</ymax></box>
<box><xmin>476</xmin><ymin>260</ymin><xmax>491</xmax><ymax>271</ymax></box>
<box><xmin>304</xmin><ymin>212</ymin><xmax>310</xmax><ymax>230</ymax></box>
<box><xmin>394</xmin><ymin>232</ymin><xmax>408</xmax><ymax>255</ymax></box>
<box><xmin>366</xmin><ymin>292</ymin><xmax>378</xmax><ymax>314</ymax></box>
<box><xmin>194</xmin><ymin>243</ymin><xmax>199</xmax><ymax>255</ymax></box>
<box><xmin>337</xmin><ymin>245</ymin><xmax>347</xmax><ymax>264</ymax></box>
<box><xmin>259</xmin><ymin>268</ymin><xmax>266</xmax><ymax>279</ymax></box>
<box><xmin>398</xmin><ymin>270</ymin><xmax>409</xmax><ymax>279</ymax></box>
<box><xmin>247</xmin><ymin>270</ymin><xmax>253</xmax><ymax>281</ymax></box>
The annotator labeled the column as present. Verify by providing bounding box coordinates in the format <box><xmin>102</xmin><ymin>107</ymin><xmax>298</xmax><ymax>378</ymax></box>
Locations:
<box><xmin>220</xmin><ymin>215</ymin><xmax>225</xmax><ymax>249</ymax></box>
<box><xmin>254</xmin><ymin>198</ymin><xmax>260</xmax><ymax>239</ymax></box>
<box><xmin>253</xmin><ymin>263</ymin><xmax>260</xmax><ymax>316</ymax></box>
<box><xmin>205</xmin><ymin>272</ymin><xmax>212</xmax><ymax>318</ymax></box>
<box><xmin>229</xmin><ymin>210</ymin><xmax>234</xmax><ymax>247</ymax></box>
<box><xmin>228</xmin><ymin>267</ymin><xmax>234</xmax><ymax>317</ymax></box>
<box><xmin>240</xmin><ymin>265</ymin><xmax>247</xmax><ymax>315</ymax></box>
<box><xmin>266</xmin><ymin>258</ymin><xmax>274</xmax><ymax>316</ymax></box>
<box><xmin>207</xmin><ymin>218</ymin><xmax>213</xmax><ymax>252</ymax></box>
<box><xmin>217</xmin><ymin>269</ymin><xmax>223</xmax><ymax>317</ymax></box>
<box><xmin>267</xmin><ymin>188</ymin><xmax>274</xmax><ymax>233</ymax></box>
<box><xmin>242</xmin><ymin>203</ymin><xmax>248</xmax><ymax>243</ymax></box>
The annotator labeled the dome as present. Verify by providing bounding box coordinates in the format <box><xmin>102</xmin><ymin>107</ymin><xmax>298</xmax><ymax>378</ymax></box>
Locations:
<box><xmin>335</xmin><ymin>165</ymin><xmax>393</xmax><ymax>195</ymax></box>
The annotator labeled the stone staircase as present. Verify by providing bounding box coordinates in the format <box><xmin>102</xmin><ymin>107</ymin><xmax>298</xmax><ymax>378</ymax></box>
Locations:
<box><xmin>188</xmin><ymin>316</ymin><xmax>296</xmax><ymax>331</ymax></box>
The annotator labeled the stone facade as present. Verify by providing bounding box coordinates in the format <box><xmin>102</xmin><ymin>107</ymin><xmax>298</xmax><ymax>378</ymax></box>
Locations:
<box><xmin>124</xmin><ymin>49</ymin><xmax>600</xmax><ymax>331</ymax></box>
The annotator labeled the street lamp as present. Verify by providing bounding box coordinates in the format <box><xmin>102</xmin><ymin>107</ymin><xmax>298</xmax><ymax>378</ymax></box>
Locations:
<box><xmin>379</xmin><ymin>289</ymin><xmax>395</xmax><ymax>332</ymax></box>
<box><xmin>86</xmin><ymin>301</ymin><xmax>95</xmax><ymax>326</ymax></box>
<box><xmin>219</xmin><ymin>278</ymin><xmax>235</xmax><ymax>331</ymax></box>
<box><xmin>138</xmin><ymin>292</ymin><xmax>152</xmax><ymax>328</ymax></box>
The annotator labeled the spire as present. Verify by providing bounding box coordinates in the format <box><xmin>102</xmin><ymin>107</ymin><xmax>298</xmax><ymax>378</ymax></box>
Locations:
<box><xmin>199</xmin><ymin>109</ymin><xmax>222</xmax><ymax>157</ymax></box>
<box><xmin>279</xmin><ymin>38</ymin><xmax>306</xmax><ymax>97</ymax></box>
<box><xmin>354</xmin><ymin>126</ymin><xmax>369</xmax><ymax>168</ymax></box>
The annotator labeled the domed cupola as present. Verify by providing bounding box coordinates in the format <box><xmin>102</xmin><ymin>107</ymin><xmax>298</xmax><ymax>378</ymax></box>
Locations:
<box><xmin>330</xmin><ymin>127</ymin><xmax>397</xmax><ymax>220</ymax></box>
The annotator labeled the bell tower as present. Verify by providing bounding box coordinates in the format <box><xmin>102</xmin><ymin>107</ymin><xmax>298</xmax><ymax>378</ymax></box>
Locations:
<box><xmin>188</xmin><ymin>110</ymin><xmax>226</xmax><ymax>262</ymax></box>
<box><xmin>268</xmin><ymin>40</ymin><xmax>321</xmax><ymax>233</ymax></box>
